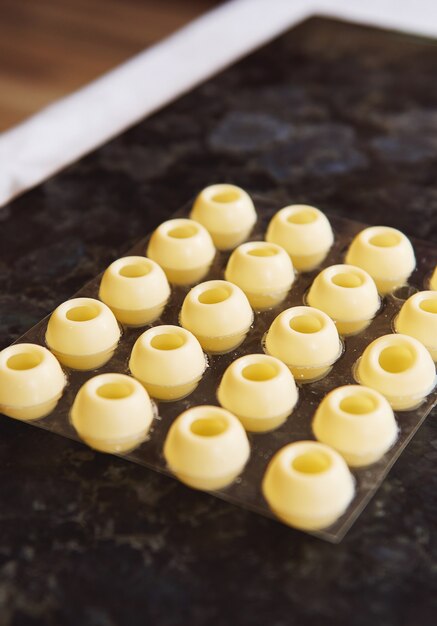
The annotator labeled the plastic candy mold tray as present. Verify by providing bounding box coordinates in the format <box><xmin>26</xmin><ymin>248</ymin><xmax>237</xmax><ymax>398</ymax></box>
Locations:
<box><xmin>4</xmin><ymin>196</ymin><xmax>437</xmax><ymax>542</ymax></box>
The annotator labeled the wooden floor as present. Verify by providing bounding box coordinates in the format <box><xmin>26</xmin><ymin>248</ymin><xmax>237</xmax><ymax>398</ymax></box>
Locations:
<box><xmin>0</xmin><ymin>0</ymin><xmax>217</xmax><ymax>130</ymax></box>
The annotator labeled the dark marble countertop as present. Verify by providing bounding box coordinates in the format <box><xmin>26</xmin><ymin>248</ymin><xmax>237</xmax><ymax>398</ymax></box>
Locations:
<box><xmin>0</xmin><ymin>17</ymin><xmax>436</xmax><ymax>626</ymax></box>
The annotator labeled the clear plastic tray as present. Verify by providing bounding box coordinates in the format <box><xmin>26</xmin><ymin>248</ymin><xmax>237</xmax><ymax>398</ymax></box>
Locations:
<box><xmin>7</xmin><ymin>196</ymin><xmax>437</xmax><ymax>542</ymax></box>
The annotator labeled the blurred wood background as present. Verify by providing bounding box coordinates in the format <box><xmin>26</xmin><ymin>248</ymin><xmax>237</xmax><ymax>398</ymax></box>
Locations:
<box><xmin>0</xmin><ymin>0</ymin><xmax>218</xmax><ymax>131</ymax></box>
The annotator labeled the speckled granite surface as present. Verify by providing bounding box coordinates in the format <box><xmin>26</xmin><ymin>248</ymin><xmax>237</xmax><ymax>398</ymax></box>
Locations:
<box><xmin>0</xmin><ymin>17</ymin><xmax>436</xmax><ymax>626</ymax></box>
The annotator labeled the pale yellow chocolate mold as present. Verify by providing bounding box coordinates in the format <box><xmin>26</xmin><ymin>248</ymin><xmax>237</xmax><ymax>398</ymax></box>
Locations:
<box><xmin>0</xmin><ymin>343</ymin><xmax>66</xmax><ymax>421</ymax></box>
<box><xmin>345</xmin><ymin>226</ymin><xmax>416</xmax><ymax>295</ymax></box>
<box><xmin>217</xmin><ymin>354</ymin><xmax>298</xmax><ymax>432</ymax></box>
<box><xmin>262</xmin><ymin>441</ymin><xmax>355</xmax><ymax>530</ymax></box>
<box><xmin>99</xmin><ymin>256</ymin><xmax>170</xmax><ymax>326</ymax></box>
<box><xmin>307</xmin><ymin>264</ymin><xmax>380</xmax><ymax>335</ymax></box>
<box><xmin>355</xmin><ymin>333</ymin><xmax>436</xmax><ymax>410</ymax></box>
<box><xmin>395</xmin><ymin>291</ymin><xmax>437</xmax><ymax>360</ymax></box>
<box><xmin>146</xmin><ymin>218</ymin><xmax>215</xmax><ymax>285</ymax></box>
<box><xmin>45</xmin><ymin>297</ymin><xmax>121</xmax><ymax>370</ymax></box>
<box><xmin>71</xmin><ymin>373</ymin><xmax>153</xmax><ymax>453</ymax></box>
<box><xmin>313</xmin><ymin>385</ymin><xmax>398</xmax><ymax>467</ymax></box>
<box><xmin>265</xmin><ymin>205</ymin><xmax>334</xmax><ymax>271</ymax></box>
<box><xmin>430</xmin><ymin>266</ymin><xmax>437</xmax><ymax>291</ymax></box>
<box><xmin>265</xmin><ymin>306</ymin><xmax>341</xmax><ymax>381</ymax></box>
<box><xmin>225</xmin><ymin>241</ymin><xmax>294</xmax><ymax>310</ymax></box>
<box><xmin>129</xmin><ymin>325</ymin><xmax>206</xmax><ymax>401</ymax></box>
<box><xmin>180</xmin><ymin>280</ymin><xmax>254</xmax><ymax>354</ymax></box>
<box><xmin>163</xmin><ymin>405</ymin><xmax>250</xmax><ymax>490</ymax></box>
<box><xmin>190</xmin><ymin>184</ymin><xmax>257</xmax><ymax>250</ymax></box>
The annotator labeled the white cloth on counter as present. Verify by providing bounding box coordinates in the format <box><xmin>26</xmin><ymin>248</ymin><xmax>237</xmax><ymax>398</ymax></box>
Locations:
<box><xmin>1</xmin><ymin>0</ymin><xmax>437</xmax><ymax>207</ymax></box>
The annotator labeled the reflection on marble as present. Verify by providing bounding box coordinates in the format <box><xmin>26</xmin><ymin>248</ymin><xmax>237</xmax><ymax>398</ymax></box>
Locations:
<box><xmin>209</xmin><ymin>111</ymin><xmax>292</xmax><ymax>153</ymax></box>
<box><xmin>371</xmin><ymin>109</ymin><xmax>437</xmax><ymax>163</ymax></box>
<box><xmin>260</xmin><ymin>123</ymin><xmax>368</xmax><ymax>181</ymax></box>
